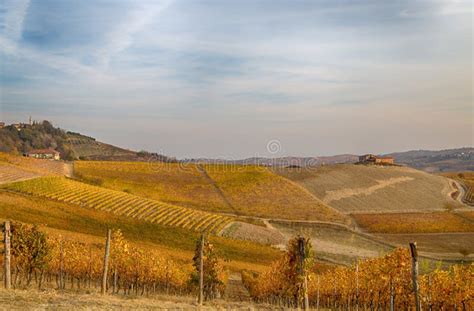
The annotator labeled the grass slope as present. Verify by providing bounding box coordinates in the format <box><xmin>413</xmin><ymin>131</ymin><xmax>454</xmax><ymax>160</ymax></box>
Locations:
<box><xmin>274</xmin><ymin>164</ymin><xmax>457</xmax><ymax>214</ymax></box>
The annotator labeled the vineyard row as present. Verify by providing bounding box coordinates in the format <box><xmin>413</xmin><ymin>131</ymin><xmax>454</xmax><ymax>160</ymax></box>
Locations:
<box><xmin>2</xmin><ymin>177</ymin><xmax>233</xmax><ymax>234</ymax></box>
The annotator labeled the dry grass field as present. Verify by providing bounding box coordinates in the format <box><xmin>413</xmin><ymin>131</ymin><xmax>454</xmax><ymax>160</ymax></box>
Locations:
<box><xmin>352</xmin><ymin>212</ymin><xmax>474</xmax><ymax>233</ymax></box>
<box><xmin>74</xmin><ymin>161</ymin><xmax>232</xmax><ymax>212</ymax></box>
<box><xmin>274</xmin><ymin>164</ymin><xmax>457</xmax><ymax>214</ymax></box>
<box><xmin>203</xmin><ymin>164</ymin><xmax>348</xmax><ymax>223</ymax></box>
<box><xmin>0</xmin><ymin>288</ymin><xmax>271</xmax><ymax>310</ymax></box>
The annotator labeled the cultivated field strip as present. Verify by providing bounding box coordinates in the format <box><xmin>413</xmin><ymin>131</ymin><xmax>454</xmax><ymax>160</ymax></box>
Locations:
<box><xmin>2</xmin><ymin>177</ymin><xmax>233</xmax><ymax>234</ymax></box>
<box><xmin>0</xmin><ymin>164</ymin><xmax>41</xmax><ymax>184</ymax></box>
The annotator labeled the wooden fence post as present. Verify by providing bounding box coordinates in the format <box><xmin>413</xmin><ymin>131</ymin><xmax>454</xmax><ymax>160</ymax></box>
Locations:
<box><xmin>3</xmin><ymin>221</ymin><xmax>11</xmax><ymax>290</ymax></box>
<box><xmin>198</xmin><ymin>233</ymin><xmax>205</xmax><ymax>305</ymax></box>
<box><xmin>409</xmin><ymin>242</ymin><xmax>421</xmax><ymax>311</ymax></box>
<box><xmin>101</xmin><ymin>229</ymin><xmax>111</xmax><ymax>295</ymax></box>
<box><xmin>298</xmin><ymin>236</ymin><xmax>309</xmax><ymax>310</ymax></box>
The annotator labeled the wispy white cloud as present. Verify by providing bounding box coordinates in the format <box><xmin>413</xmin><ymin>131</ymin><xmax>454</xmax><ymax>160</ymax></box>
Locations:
<box><xmin>0</xmin><ymin>0</ymin><xmax>472</xmax><ymax>157</ymax></box>
<box><xmin>0</xmin><ymin>0</ymin><xmax>30</xmax><ymax>41</ymax></box>
<box><xmin>94</xmin><ymin>0</ymin><xmax>172</xmax><ymax>69</ymax></box>
<box><xmin>400</xmin><ymin>0</ymin><xmax>473</xmax><ymax>17</ymax></box>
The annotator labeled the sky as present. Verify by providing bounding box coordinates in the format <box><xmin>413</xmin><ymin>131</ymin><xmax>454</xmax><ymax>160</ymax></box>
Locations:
<box><xmin>0</xmin><ymin>0</ymin><xmax>472</xmax><ymax>159</ymax></box>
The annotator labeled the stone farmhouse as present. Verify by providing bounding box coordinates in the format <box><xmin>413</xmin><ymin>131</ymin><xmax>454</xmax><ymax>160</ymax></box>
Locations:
<box><xmin>359</xmin><ymin>154</ymin><xmax>394</xmax><ymax>165</ymax></box>
<box><xmin>26</xmin><ymin>149</ymin><xmax>61</xmax><ymax>161</ymax></box>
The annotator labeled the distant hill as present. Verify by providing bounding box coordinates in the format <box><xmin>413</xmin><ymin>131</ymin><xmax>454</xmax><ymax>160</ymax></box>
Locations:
<box><xmin>384</xmin><ymin>148</ymin><xmax>474</xmax><ymax>172</ymax></box>
<box><xmin>185</xmin><ymin>148</ymin><xmax>473</xmax><ymax>172</ymax></box>
<box><xmin>0</xmin><ymin>120</ymin><xmax>175</xmax><ymax>162</ymax></box>
<box><xmin>183</xmin><ymin>154</ymin><xmax>359</xmax><ymax>166</ymax></box>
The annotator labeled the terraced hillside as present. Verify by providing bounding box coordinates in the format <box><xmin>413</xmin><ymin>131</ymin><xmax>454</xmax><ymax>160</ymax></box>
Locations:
<box><xmin>2</xmin><ymin>177</ymin><xmax>233</xmax><ymax>234</ymax></box>
<box><xmin>67</xmin><ymin>132</ymin><xmax>137</xmax><ymax>159</ymax></box>
<box><xmin>74</xmin><ymin>161</ymin><xmax>232</xmax><ymax>212</ymax></box>
<box><xmin>274</xmin><ymin>164</ymin><xmax>458</xmax><ymax>214</ymax></box>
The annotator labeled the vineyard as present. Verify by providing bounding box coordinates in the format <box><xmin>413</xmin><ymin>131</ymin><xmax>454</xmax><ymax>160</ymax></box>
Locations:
<box><xmin>443</xmin><ymin>172</ymin><xmax>474</xmax><ymax>205</ymax></box>
<box><xmin>1</xmin><ymin>223</ymin><xmax>222</xmax><ymax>299</ymax></box>
<box><xmin>352</xmin><ymin>212</ymin><xmax>474</xmax><ymax>234</ymax></box>
<box><xmin>2</xmin><ymin>177</ymin><xmax>233</xmax><ymax>234</ymax></box>
<box><xmin>201</xmin><ymin>164</ymin><xmax>347</xmax><ymax>223</ymax></box>
<box><xmin>1</xmin><ymin>222</ymin><xmax>473</xmax><ymax>309</ymax></box>
<box><xmin>74</xmin><ymin>161</ymin><xmax>348</xmax><ymax>224</ymax></box>
<box><xmin>74</xmin><ymin>161</ymin><xmax>232</xmax><ymax>213</ymax></box>
<box><xmin>242</xmin><ymin>238</ymin><xmax>473</xmax><ymax>310</ymax></box>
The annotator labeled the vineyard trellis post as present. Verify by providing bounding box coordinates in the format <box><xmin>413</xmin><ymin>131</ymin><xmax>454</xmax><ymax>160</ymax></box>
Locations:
<box><xmin>297</xmin><ymin>236</ymin><xmax>309</xmax><ymax>310</ymax></box>
<box><xmin>390</xmin><ymin>279</ymin><xmax>394</xmax><ymax>311</ymax></box>
<box><xmin>59</xmin><ymin>237</ymin><xmax>64</xmax><ymax>289</ymax></box>
<box><xmin>101</xmin><ymin>229</ymin><xmax>111</xmax><ymax>295</ymax></box>
<box><xmin>409</xmin><ymin>242</ymin><xmax>421</xmax><ymax>311</ymax></box>
<box><xmin>198</xmin><ymin>233</ymin><xmax>204</xmax><ymax>305</ymax></box>
<box><xmin>3</xmin><ymin>221</ymin><xmax>11</xmax><ymax>290</ymax></box>
<box><xmin>316</xmin><ymin>274</ymin><xmax>320</xmax><ymax>311</ymax></box>
<box><xmin>355</xmin><ymin>261</ymin><xmax>359</xmax><ymax>311</ymax></box>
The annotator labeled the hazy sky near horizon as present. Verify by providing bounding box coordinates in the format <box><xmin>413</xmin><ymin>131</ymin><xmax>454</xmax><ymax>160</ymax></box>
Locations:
<box><xmin>0</xmin><ymin>0</ymin><xmax>472</xmax><ymax>158</ymax></box>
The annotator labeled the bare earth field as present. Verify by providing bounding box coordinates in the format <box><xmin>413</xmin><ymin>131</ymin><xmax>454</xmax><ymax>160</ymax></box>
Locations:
<box><xmin>274</xmin><ymin>164</ymin><xmax>458</xmax><ymax>214</ymax></box>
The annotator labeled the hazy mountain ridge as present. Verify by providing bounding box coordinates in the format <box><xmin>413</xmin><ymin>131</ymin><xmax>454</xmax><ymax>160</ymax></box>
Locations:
<box><xmin>385</xmin><ymin>147</ymin><xmax>474</xmax><ymax>172</ymax></box>
<box><xmin>184</xmin><ymin>149</ymin><xmax>473</xmax><ymax>172</ymax></box>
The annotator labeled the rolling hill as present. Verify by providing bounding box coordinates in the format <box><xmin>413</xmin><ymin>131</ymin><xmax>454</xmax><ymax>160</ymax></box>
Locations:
<box><xmin>273</xmin><ymin>164</ymin><xmax>460</xmax><ymax>214</ymax></box>
<box><xmin>73</xmin><ymin>161</ymin><xmax>349</xmax><ymax>224</ymax></box>
<box><xmin>0</xmin><ymin>120</ymin><xmax>174</xmax><ymax>162</ymax></box>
